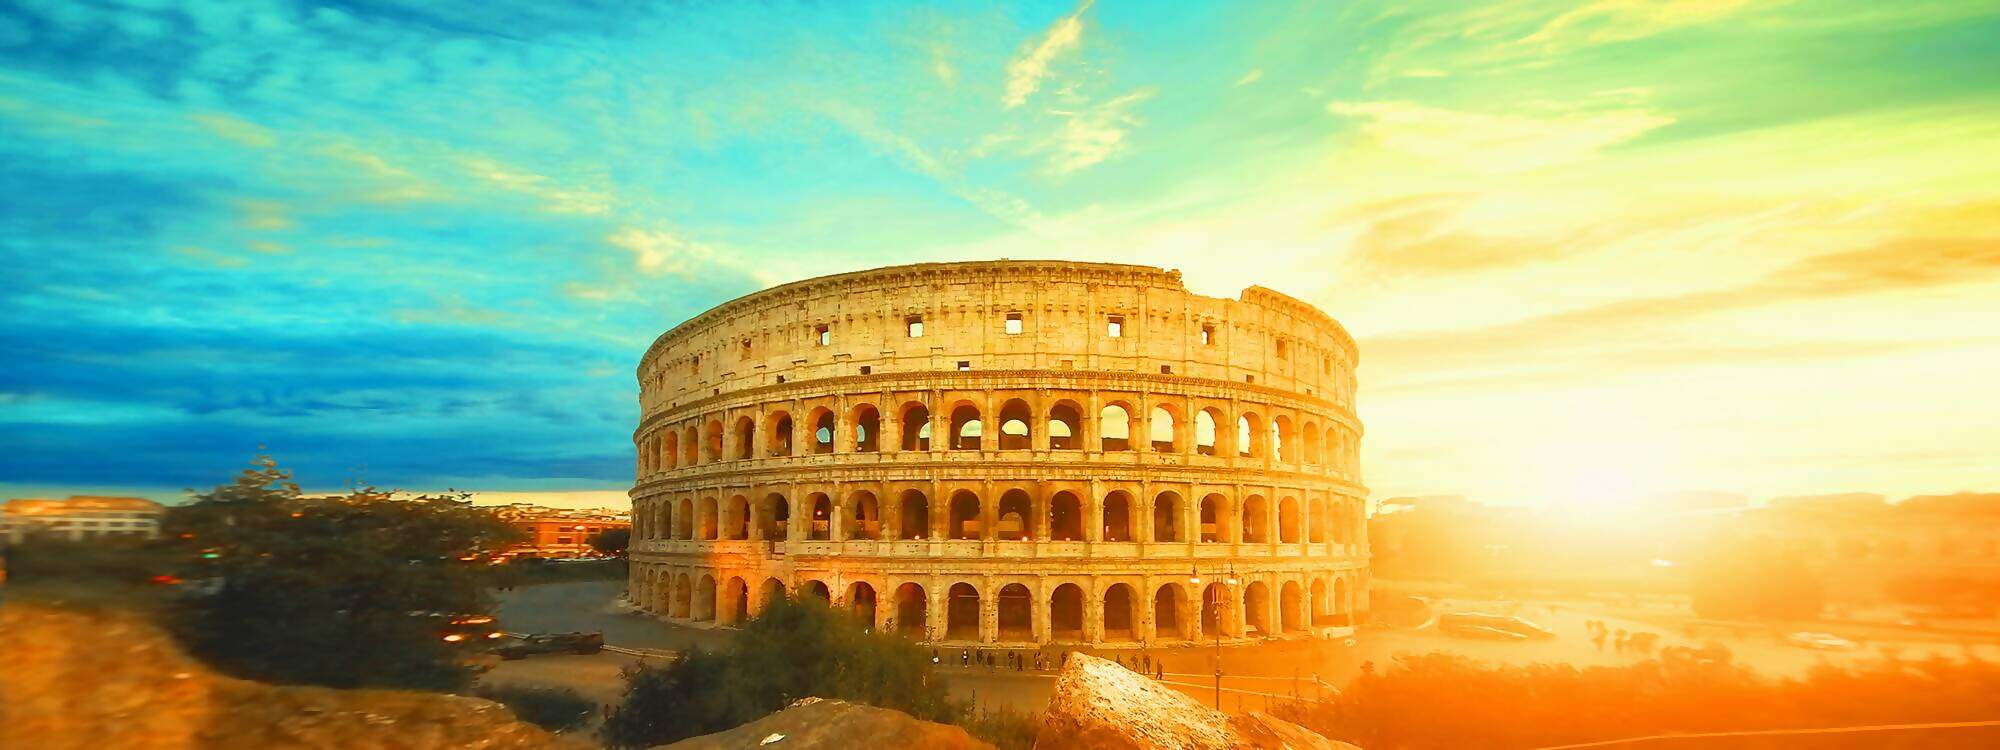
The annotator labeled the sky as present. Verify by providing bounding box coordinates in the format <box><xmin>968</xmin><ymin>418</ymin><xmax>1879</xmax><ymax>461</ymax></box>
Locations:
<box><xmin>1</xmin><ymin>0</ymin><xmax>1996</xmax><ymax>510</ymax></box>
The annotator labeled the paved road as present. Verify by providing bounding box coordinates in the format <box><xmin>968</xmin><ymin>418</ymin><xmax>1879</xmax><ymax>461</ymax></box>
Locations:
<box><xmin>490</xmin><ymin>582</ymin><xmax>2000</xmax><ymax>714</ymax></box>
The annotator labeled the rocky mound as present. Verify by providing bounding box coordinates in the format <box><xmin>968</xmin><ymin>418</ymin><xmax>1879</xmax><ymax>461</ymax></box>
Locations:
<box><xmin>0</xmin><ymin>601</ymin><xmax>587</xmax><ymax>750</ymax></box>
<box><xmin>657</xmin><ymin>697</ymin><xmax>991</xmax><ymax>749</ymax></box>
<box><xmin>1035</xmin><ymin>653</ymin><xmax>1358</xmax><ymax>750</ymax></box>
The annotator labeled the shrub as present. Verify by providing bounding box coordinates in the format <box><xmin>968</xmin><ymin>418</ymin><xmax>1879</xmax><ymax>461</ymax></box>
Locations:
<box><xmin>475</xmin><ymin>685</ymin><xmax>595</xmax><ymax>733</ymax></box>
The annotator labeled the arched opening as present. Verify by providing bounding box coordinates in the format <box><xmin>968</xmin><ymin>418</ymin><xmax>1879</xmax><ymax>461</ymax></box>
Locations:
<box><xmin>848</xmin><ymin>582</ymin><xmax>877</xmax><ymax>627</ymax></box>
<box><xmin>694</xmin><ymin>574</ymin><xmax>717</xmax><ymax>621</ymax></box>
<box><xmin>725</xmin><ymin>576</ymin><xmax>748</xmax><ymax>624</ymax></box>
<box><xmin>676</xmin><ymin>498</ymin><xmax>693</xmax><ymax>539</ymax></box>
<box><xmin>1278</xmin><ymin>496</ymin><xmax>1301</xmax><ymax>544</ymax></box>
<box><xmin>1099</xmin><ymin>404</ymin><xmax>1131</xmax><ymax>451</ymax></box>
<box><xmin>663</xmin><ymin>432</ymin><xmax>680</xmax><ymax>469</ymax></box>
<box><xmin>949</xmin><ymin>491</ymin><xmax>982</xmax><ymax>540</ymax></box>
<box><xmin>1154</xmin><ymin>583</ymin><xmax>1187</xmax><ymax>640</ymax></box>
<box><xmin>682</xmin><ymin>425</ymin><xmax>698</xmax><ymax>465</ymax></box>
<box><xmin>946</xmin><ymin>583</ymin><xmax>980</xmax><ymax>640</ymax></box>
<box><xmin>1302</xmin><ymin>421</ymin><xmax>1321</xmax><ymax>465</ymax></box>
<box><xmin>1152</xmin><ymin>491</ymin><xmax>1182</xmax><ymax>543</ymax></box>
<box><xmin>1281</xmin><ymin>581</ymin><xmax>1303</xmax><ymax>633</ymax></box>
<box><xmin>811</xmin><ymin>409</ymin><xmax>836</xmax><ymax>454</ymax></box>
<box><xmin>1102</xmin><ymin>583</ymin><xmax>1136</xmax><ymax>641</ymax></box>
<box><xmin>1244</xmin><ymin>581</ymin><xmax>1271</xmax><ymax>636</ymax></box>
<box><xmin>761</xmin><ymin>577</ymin><xmax>786</xmax><ymax>609</ymax></box>
<box><xmin>1199</xmin><ymin>493</ymin><xmax>1228</xmax><ymax>543</ymax></box>
<box><xmin>950</xmin><ymin>404</ymin><xmax>982</xmax><ymax>450</ymax></box>
<box><xmin>1101</xmin><ymin>491</ymin><xmax>1133</xmax><ymax>542</ymax></box>
<box><xmin>698</xmin><ymin>497</ymin><xmax>719</xmax><ymax>540</ymax></box>
<box><xmin>807</xmin><ymin>493</ymin><xmax>832</xmax><ymax>540</ymax></box>
<box><xmin>1236</xmin><ymin>413</ymin><xmax>1261</xmax><ymax>458</ymax></box>
<box><xmin>1311</xmin><ymin>578</ymin><xmax>1329</xmax><ymax>625</ymax></box>
<box><xmin>1195</xmin><ymin>409</ymin><xmax>1221</xmax><ymax>456</ymax></box>
<box><xmin>899</xmin><ymin>490</ymin><xmax>930</xmax><ymax>540</ymax></box>
<box><xmin>1048</xmin><ymin>402</ymin><xmax>1082</xmax><ymax>450</ymax></box>
<box><xmin>725</xmin><ymin>495</ymin><xmax>750</xmax><ymax>540</ymax></box>
<box><xmin>733</xmin><ymin>416</ymin><xmax>755</xmax><ymax>460</ymax></box>
<box><xmin>1309</xmin><ymin>498</ymin><xmax>1328</xmax><ymax>544</ymax></box>
<box><xmin>894</xmin><ymin>583</ymin><xmax>927</xmax><ymax>638</ymax></box>
<box><xmin>1334</xmin><ymin>577</ymin><xmax>1350</xmax><ymax>625</ymax></box>
<box><xmin>998</xmin><ymin>399</ymin><xmax>1032</xmax><ymax>450</ymax></box>
<box><xmin>804</xmin><ymin>580</ymin><xmax>831</xmax><ymax>605</ymax></box>
<box><xmin>1048</xmin><ymin>491</ymin><xmax>1083</xmax><ymax>541</ymax></box>
<box><xmin>673</xmin><ymin>573</ymin><xmax>692</xmax><ymax>618</ymax></box>
<box><xmin>996</xmin><ymin>489</ymin><xmax>1032</xmax><ymax>541</ymax></box>
<box><xmin>760</xmin><ymin>493</ymin><xmax>788</xmax><ymax>540</ymax></box>
<box><xmin>1150</xmin><ymin>405</ymin><xmax>1177</xmax><ymax>452</ymax></box>
<box><xmin>1273</xmin><ymin>415</ymin><xmax>1296</xmax><ymax>463</ymax></box>
<box><xmin>1242</xmin><ymin>495</ymin><xmax>1270</xmax><ymax>543</ymax></box>
<box><xmin>997</xmin><ymin>583</ymin><xmax>1032</xmax><ymax>641</ymax></box>
<box><xmin>901</xmin><ymin>402</ymin><xmax>932</xmax><ymax>451</ymax></box>
<box><xmin>851</xmin><ymin>404</ymin><xmax>881</xmax><ymax>452</ymax></box>
<box><xmin>767</xmin><ymin>412</ymin><xmax>793</xmax><ymax>456</ymax></box>
<box><xmin>1049</xmin><ymin>583</ymin><xmax>1084</xmax><ymax>641</ymax></box>
<box><xmin>844</xmin><ymin>491</ymin><xmax>880</xmax><ymax>540</ymax></box>
<box><xmin>1200</xmin><ymin>582</ymin><xmax>1230</xmax><ymax>637</ymax></box>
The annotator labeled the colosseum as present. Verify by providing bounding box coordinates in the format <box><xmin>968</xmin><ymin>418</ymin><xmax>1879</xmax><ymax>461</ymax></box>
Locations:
<box><xmin>627</xmin><ymin>260</ymin><xmax>1368</xmax><ymax>647</ymax></box>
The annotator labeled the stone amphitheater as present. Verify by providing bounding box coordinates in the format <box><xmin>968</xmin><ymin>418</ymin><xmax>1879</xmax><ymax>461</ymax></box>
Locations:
<box><xmin>627</xmin><ymin>260</ymin><xmax>1368</xmax><ymax>647</ymax></box>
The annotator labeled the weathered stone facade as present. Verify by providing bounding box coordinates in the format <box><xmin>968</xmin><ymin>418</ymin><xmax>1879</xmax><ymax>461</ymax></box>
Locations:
<box><xmin>628</xmin><ymin>260</ymin><xmax>1368</xmax><ymax>646</ymax></box>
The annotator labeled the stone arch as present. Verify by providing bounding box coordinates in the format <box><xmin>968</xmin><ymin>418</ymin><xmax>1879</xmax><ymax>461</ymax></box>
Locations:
<box><xmin>1278</xmin><ymin>496</ymin><xmax>1301</xmax><ymax>544</ymax></box>
<box><xmin>806</xmin><ymin>492</ymin><xmax>832</xmax><ymax>540</ymax></box>
<box><xmin>1102</xmin><ymin>583</ymin><xmax>1138</xmax><ymax>641</ymax></box>
<box><xmin>1149</xmin><ymin>404</ymin><xmax>1179</xmax><ymax>452</ymax></box>
<box><xmin>767</xmin><ymin>410</ymin><xmax>794</xmax><ymax>456</ymax></box>
<box><xmin>676</xmin><ymin>497</ymin><xmax>694</xmax><ymax>539</ymax></box>
<box><xmin>663</xmin><ymin>431</ymin><xmax>680</xmax><ymax>469</ymax></box>
<box><xmin>948</xmin><ymin>490</ymin><xmax>982</xmax><ymax>540</ymax></box>
<box><xmin>946</xmin><ymin>582</ymin><xmax>980</xmax><ymax>640</ymax></box>
<box><xmin>1049</xmin><ymin>583</ymin><xmax>1085</xmax><ymax>641</ymax></box>
<box><xmin>1244</xmin><ymin>580</ymin><xmax>1272</xmax><ymax>636</ymax></box>
<box><xmin>900</xmin><ymin>401</ymin><xmax>932</xmax><ymax>451</ymax></box>
<box><xmin>1199</xmin><ymin>493</ymin><xmax>1231</xmax><ymax>543</ymax></box>
<box><xmin>724</xmin><ymin>576</ymin><xmax>749</xmax><ymax>625</ymax></box>
<box><xmin>949</xmin><ymin>402</ymin><xmax>982</xmax><ymax>450</ymax></box>
<box><xmin>761</xmin><ymin>577</ymin><xmax>787</xmax><ymax>609</ymax></box>
<box><xmin>1199</xmin><ymin>581</ymin><xmax>1235</xmax><ymax>637</ymax></box>
<box><xmin>733</xmin><ymin>415</ymin><xmax>755</xmax><ymax>461</ymax></box>
<box><xmin>1099</xmin><ymin>402</ymin><xmax>1133</xmax><ymax>451</ymax></box>
<box><xmin>997</xmin><ymin>583</ymin><xmax>1033</xmax><ymax>641</ymax></box>
<box><xmin>997</xmin><ymin>398</ymin><xmax>1033</xmax><ymax>450</ymax></box>
<box><xmin>844</xmin><ymin>490</ymin><xmax>881</xmax><ymax>540</ymax></box>
<box><xmin>1302</xmin><ymin>419</ymin><xmax>1322</xmax><ymax>465</ymax></box>
<box><xmin>850</xmin><ymin>403</ymin><xmax>881</xmax><ymax>452</ymax></box>
<box><xmin>1048</xmin><ymin>491</ymin><xmax>1084</xmax><ymax>541</ymax></box>
<box><xmin>1152</xmin><ymin>491</ymin><xmax>1183</xmax><ymax>543</ymax></box>
<box><xmin>996</xmin><ymin>488</ymin><xmax>1032</xmax><ymax>541</ymax></box>
<box><xmin>1273</xmin><ymin>414</ymin><xmax>1297</xmax><ymax>463</ymax></box>
<box><xmin>803</xmin><ymin>579</ymin><xmax>831</xmax><ymax>604</ymax></box>
<box><xmin>894</xmin><ymin>582</ymin><xmax>927</xmax><ymax>638</ymax></box>
<box><xmin>694</xmin><ymin>573</ymin><xmax>717</xmax><ymax>621</ymax></box>
<box><xmin>1154</xmin><ymin>582</ymin><xmax>1192</xmax><ymax>640</ymax></box>
<box><xmin>1101</xmin><ymin>490</ymin><xmax>1134</xmax><ymax>542</ymax></box>
<box><xmin>810</xmin><ymin>407</ymin><xmax>836</xmax><ymax>454</ymax></box>
<box><xmin>1236</xmin><ymin>411</ymin><xmax>1264</xmax><ymax>458</ymax></box>
<box><xmin>725</xmin><ymin>494</ymin><xmax>750</xmax><ymax>540</ymax></box>
<box><xmin>1325</xmin><ymin>426</ymin><xmax>1343</xmax><ymax>470</ymax></box>
<box><xmin>848</xmin><ymin>582</ymin><xmax>877</xmax><ymax>626</ymax></box>
<box><xmin>1196</xmin><ymin>408</ymin><xmax>1223</xmax><ymax>455</ymax></box>
<box><xmin>673</xmin><ymin>572</ymin><xmax>692</xmax><ymax>618</ymax></box>
<box><xmin>1242</xmin><ymin>494</ymin><xmax>1270</xmax><ymax>543</ymax></box>
<box><xmin>703</xmin><ymin>419</ymin><xmax>723</xmax><ymax>463</ymax></box>
<box><xmin>760</xmin><ymin>492</ymin><xmax>789</xmax><ymax>540</ymax></box>
<box><xmin>682</xmin><ymin>424</ymin><xmax>699</xmax><ymax>466</ymax></box>
<box><xmin>1311</xmin><ymin>577</ymin><xmax>1330</xmax><ymax>625</ymax></box>
<box><xmin>1048</xmin><ymin>400</ymin><xmax>1083</xmax><ymax>450</ymax></box>
<box><xmin>1280</xmin><ymin>579</ymin><xmax>1303</xmax><ymax>633</ymax></box>
<box><xmin>898</xmin><ymin>489</ymin><xmax>930</xmax><ymax>540</ymax></box>
<box><xmin>1334</xmin><ymin>576</ymin><xmax>1350</xmax><ymax>624</ymax></box>
<box><xmin>698</xmin><ymin>496</ymin><xmax>719</xmax><ymax>540</ymax></box>
<box><xmin>1310</xmin><ymin>497</ymin><xmax>1329</xmax><ymax>544</ymax></box>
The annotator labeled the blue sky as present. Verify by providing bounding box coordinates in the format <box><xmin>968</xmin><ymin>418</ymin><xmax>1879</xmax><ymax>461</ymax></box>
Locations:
<box><xmin>3</xmin><ymin>0</ymin><xmax>1997</xmax><ymax>508</ymax></box>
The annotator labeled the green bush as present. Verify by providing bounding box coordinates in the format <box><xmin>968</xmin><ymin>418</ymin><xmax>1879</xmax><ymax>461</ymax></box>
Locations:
<box><xmin>475</xmin><ymin>685</ymin><xmax>595</xmax><ymax>733</ymax></box>
<box><xmin>959</xmin><ymin>704</ymin><xmax>1039</xmax><ymax>750</ymax></box>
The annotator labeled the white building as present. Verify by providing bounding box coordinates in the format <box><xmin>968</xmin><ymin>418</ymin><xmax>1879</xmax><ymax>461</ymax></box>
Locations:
<box><xmin>0</xmin><ymin>496</ymin><xmax>166</xmax><ymax>543</ymax></box>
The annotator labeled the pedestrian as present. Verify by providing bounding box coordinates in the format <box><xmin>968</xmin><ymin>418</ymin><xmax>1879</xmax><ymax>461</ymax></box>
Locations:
<box><xmin>961</xmin><ymin>649</ymin><xmax>969</xmax><ymax>667</ymax></box>
<box><xmin>1155</xmin><ymin>662</ymin><xmax>1164</xmax><ymax>681</ymax></box>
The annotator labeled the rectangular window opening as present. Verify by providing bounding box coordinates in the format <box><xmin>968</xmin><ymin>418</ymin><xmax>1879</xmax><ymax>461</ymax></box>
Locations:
<box><xmin>1275</xmin><ymin>338</ymin><xmax>1289</xmax><ymax>360</ymax></box>
<box><xmin>860</xmin><ymin>365</ymin><xmax>873</xmax><ymax>375</ymax></box>
<box><xmin>815</xmin><ymin>324</ymin><xmax>830</xmax><ymax>346</ymax></box>
<box><xmin>1160</xmin><ymin>365</ymin><xmax>1173</xmax><ymax>374</ymax></box>
<box><xmin>1107</xmin><ymin>315</ymin><xmax>1124</xmax><ymax>338</ymax></box>
<box><xmin>906</xmin><ymin>315</ymin><xmax>924</xmax><ymax>338</ymax></box>
<box><xmin>1200</xmin><ymin>324</ymin><xmax>1214</xmax><ymax>345</ymax></box>
<box><xmin>1004</xmin><ymin>312</ymin><xmax>1023</xmax><ymax>335</ymax></box>
<box><xmin>957</xmin><ymin>360</ymin><xmax>971</xmax><ymax>371</ymax></box>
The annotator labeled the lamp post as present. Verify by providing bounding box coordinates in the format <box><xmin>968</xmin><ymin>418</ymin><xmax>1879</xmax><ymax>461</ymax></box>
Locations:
<box><xmin>1190</xmin><ymin>566</ymin><xmax>1239</xmax><ymax>710</ymax></box>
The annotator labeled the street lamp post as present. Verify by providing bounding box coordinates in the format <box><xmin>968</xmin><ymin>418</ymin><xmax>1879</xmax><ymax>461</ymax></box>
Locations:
<box><xmin>1191</xmin><ymin>566</ymin><xmax>1238</xmax><ymax>710</ymax></box>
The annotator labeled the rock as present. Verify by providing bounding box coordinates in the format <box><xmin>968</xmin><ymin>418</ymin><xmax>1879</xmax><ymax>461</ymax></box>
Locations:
<box><xmin>1034</xmin><ymin>653</ymin><xmax>1358</xmax><ymax>750</ymax></box>
<box><xmin>0</xmin><ymin>602</ymin><xmax>588</xmax><ymax>750</ymax></box>
<box><xmin>656</xmin><ymin>697</ymin><xmax>990</xmax><ymax>750</ymax></box>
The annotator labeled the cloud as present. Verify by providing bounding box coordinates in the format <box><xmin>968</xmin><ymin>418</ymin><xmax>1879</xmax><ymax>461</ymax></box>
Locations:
<box><xmin>191</xmin><ymin>113</ymin><xmax>275</xmax><ymax>148</ymax></box>
<box><xmin>1519</xmin><ymin>0</ymin><xmax>1762</xmax><ymax>52</ymax></box>
<box><xmin>1043</xmin><ymin>89</ymin><xmax>1154</xmax><ymax>174</ymax></box>
<box><xmin>460</xmin><ymin>157</ymin><xmax>611</xmax><ymax>216</ymax></box>
<box><xmin>171</xmin><ymin>245</ymin><xmax>248</xmax><ymax>269</ymax></box>
<box><xmin>1003</xmin><ymin>0</ymin><xmax>1094</xmax><ymax>109</ymax></box>
<box><xmin>1327</xmin><ymin>99</ymin><xmax>1672</xmax><ymax>172</ymax></box>
<box><xmin>1338</xmin><ymin>193</ymin><xmax>1574</xmax><ymax>274</ymax></box>
<box><xmin>1234</xmin><ymin>69</ymin><xmax>1263</xmax><ymax>86</ymax></box>
<box><xmin>606</xmin><ymin>227</ymin><xmax>722</xmax><ymax>277</ymax></box>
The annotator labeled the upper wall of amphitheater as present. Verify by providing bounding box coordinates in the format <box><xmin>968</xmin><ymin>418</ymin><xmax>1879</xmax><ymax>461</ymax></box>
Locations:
<box><xmin>636</xmin><ymin>260</ymin><xmax>1358</xmax><ymax>417</ymax></box>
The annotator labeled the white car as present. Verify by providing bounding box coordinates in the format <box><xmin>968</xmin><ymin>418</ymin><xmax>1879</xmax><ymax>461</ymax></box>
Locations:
<box><xmin>1786</xmin><ymin>631</ymin><xmax>1858</xmax><ymax>650</ymax></box>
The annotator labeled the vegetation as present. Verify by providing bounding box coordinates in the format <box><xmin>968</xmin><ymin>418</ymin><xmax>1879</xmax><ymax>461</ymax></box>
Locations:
<box><xmin>600</xmin><ymin>597</ymin><xmax>960</xmax><ymax>748</ymax></box>
<box><xmin>588</xmin><ymin>527</ymin><xmax>630</xmax><ymax>556</ymax></box>
<box><xmin>161</xmin><ymin>456</ymin><xmax>521</xmax><ymax>691</ymax></box>
<box><xmin>958</xmin><ymin>704</ymin><xmax>1039</xmax><ymax>750</ymax></box>
<box><xmin>493</xmin><ymin>557</ymin><xmax>628</xmax><ymax>587</ymax></box>
<box><xmin>1690</xmin><ymin>540</ymin><xmax>1824</xmax><ymax>620</ymax></box>
<box><xmin>1271</xmin><ymin>651</ymin><xmax>2000</xmax><ymax>750</ymax></box>
<box><xmin>474</xmin><ymin>685</ymin><xmax>596</xmax><ymax>733</ymax></box>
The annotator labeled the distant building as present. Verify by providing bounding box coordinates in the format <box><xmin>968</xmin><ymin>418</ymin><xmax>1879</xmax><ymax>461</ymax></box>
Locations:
<box><xmin>1</xmin><ymin>496</ymin><xmax>166</xmax><ymax>543</ymax></box>
<box><xmin>489</xmin><ymin>504</ymin><xmax>629</xmax><ymax>559</ymax></box>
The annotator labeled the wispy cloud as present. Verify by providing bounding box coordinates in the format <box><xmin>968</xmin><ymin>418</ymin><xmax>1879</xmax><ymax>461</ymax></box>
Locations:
<box><xmin>1042</xmin><ymin>88</ymin><xmax>1154</xmax><ymax>174</ymax></box>
<box><xmin>1327</xmin><ymin>98</ymin><xmax>1672</xmax><ymax>172</ymax></box>
<box><xmin>1003</xmin><ymin>0</ymin><xmax>1095</xmax><ymax>109</ymax></box>
<box><xmin>1234</xmin><ymin>69</ymin><xmax>1263</xmax><ymax>86</ymax></box>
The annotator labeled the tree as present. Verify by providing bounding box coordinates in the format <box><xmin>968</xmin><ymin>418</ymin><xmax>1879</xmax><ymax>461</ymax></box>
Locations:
<box><xmin>163</xmin><ymin>456</ymin><xmax>521</xmax><ymax>691</ymax></box>
<box><xmin>601</xmin><ymin>597</ymin><xmax>957</xmax><ymax>748</ymax></box>
<box><xmin>1690</xmin><ymin>536</ymin><xmax>1823</xmax><ymax>620</ymax></box>
<box><xmin>589</xmin><ymin>527</ymin><xmax>631</xmax><ymax>556</ymax></box>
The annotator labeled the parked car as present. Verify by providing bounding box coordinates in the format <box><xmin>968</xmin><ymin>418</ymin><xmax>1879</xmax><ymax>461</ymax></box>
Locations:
<box><xmin>1437</xmin><ymin>612</ymin><xmax>1556</xmax><ymax>640</ymax></box>
<box><xmin>1785</xmin><ymin>631</ymin><xmax>1858</xmax><ymax>650</ymax></box>
<box><xmin>493</xmin><ymin>631</ymin><xmax>605</xmax><ymax>660</ymax></box>
<box><xmin>411</xmin><ymin>611</ymin><xmax>506</xmax><ymax>646</ymax></box>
